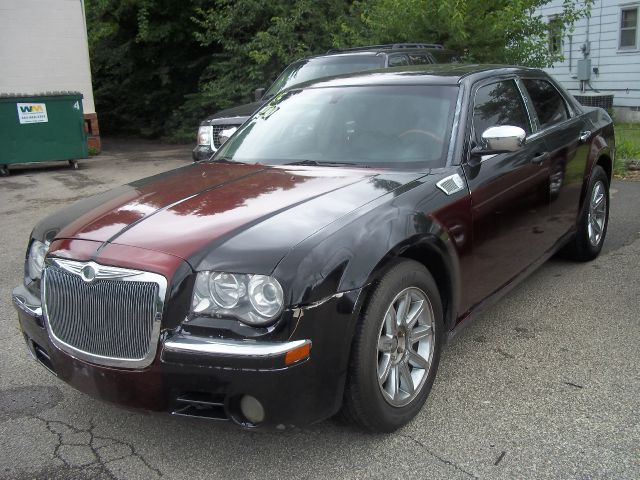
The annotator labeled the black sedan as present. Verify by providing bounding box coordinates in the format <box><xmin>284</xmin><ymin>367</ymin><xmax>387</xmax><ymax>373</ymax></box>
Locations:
<box><xmin>13</xmin><ymin>65</ymin><xmax>614</xmax><ymax>432</ymax></box>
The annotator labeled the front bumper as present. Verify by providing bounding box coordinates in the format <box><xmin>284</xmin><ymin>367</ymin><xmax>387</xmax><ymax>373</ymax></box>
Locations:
<box><xmin>13</xmin><ymin>284</ymin><xmax>364</xmax><ymax>428</ymax></box>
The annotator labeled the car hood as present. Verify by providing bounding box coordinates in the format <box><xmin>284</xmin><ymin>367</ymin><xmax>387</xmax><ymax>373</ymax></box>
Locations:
<box><xmin>53</xmin><ymin>162</ymin><xmax>427</xmax><ymax>270</ymax></box>
<box><xmin>202</xmin><ymin>101</ymin><xmax>263</xmax><ymax>123</ymax></box>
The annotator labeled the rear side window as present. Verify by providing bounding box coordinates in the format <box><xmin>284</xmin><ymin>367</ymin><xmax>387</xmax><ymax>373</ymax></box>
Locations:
<box><xmin>472</xmin><ymin>80</ymin><xmax>531</xmax><ymax>144</ymax></box>
<box><xmin>408</xmin><ymin>54</ymin><xmax>432</xmax><ymax>65</ymax></box>
<box><xmin>388</xmin><ymin>54</ymin><xmax>409</xmax><ymax>67</ymax></box>
<box><xmin>522</xmin><ymin>79</ymin><xmax>569</xmax><ymax>129</ymax></box>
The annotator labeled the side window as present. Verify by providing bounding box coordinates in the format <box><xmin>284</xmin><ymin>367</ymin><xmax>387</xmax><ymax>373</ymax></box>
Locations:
<box><xmin>522</xmin><ymin>79</ymin><xmax>569</xmax><ymax>129</ymax></box>
<box><xmin>472</xmin><ymin>80</ymin><xmax>531</xmax><ymax>144</ymax></box>
<box><xmin>408</xmin><ymin>54</ymin><xmax>431</xmax><ymax>65</ymax></box>
<box><xmin>388</xmin><ymin>54</ymin><xmax>409</xmax><ymax>67</ymax></box>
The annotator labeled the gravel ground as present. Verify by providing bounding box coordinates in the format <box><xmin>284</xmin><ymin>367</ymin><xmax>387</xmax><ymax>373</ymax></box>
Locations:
<box><xmin>0</xmin><ymin>141</ymin><xmax>638</xmax><ymax>480</ymax></box>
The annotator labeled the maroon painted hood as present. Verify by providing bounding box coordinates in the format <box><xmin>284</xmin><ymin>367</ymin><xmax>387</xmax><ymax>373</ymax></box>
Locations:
<box><xmin>55</xmin><ymin>162</ymin><xmax>388</xmax><ymax>261</ymax></box>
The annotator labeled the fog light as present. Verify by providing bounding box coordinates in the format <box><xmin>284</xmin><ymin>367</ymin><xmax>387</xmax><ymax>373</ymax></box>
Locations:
<box><xmin>240</xmin><ymin>395</ymin><xmax>265</xmax><ymax>424</ymax></box>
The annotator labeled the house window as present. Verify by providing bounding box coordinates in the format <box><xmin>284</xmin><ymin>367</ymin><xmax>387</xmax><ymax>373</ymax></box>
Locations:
<box><xmin>548</xmin><ymin>16</ymin><xmax>563</xmax><ymax>54</ymax></box>
<box><xmin>620</xmin><ymin>7</ymin><xmax>638</xmax><ymax>49</ymax></box>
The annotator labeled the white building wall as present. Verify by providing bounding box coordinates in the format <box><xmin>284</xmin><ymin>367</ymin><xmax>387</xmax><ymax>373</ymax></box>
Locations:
<box><xmin>537</xmin><ymin>0</ymin><xmax>640</xmax><ymax>113</ymax></box>
<box><xmin>0</xmin><ymin>0</ymin><xmax>96</xmax><ymax>114</ymax></box>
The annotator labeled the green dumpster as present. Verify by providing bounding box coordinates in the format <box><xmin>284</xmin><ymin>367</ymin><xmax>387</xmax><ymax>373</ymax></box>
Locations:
<box><xmin>0</xmin><ymin>92</ymin><xmax>88</xmax><ymax>175</ymax></box>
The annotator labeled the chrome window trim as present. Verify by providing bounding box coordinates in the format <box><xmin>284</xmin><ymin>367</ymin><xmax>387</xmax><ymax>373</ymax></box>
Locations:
<box><xmin>42</xmin><ymin>258</ymin><xmax>167</xmax><ymax>369</ymax></box>
<box><xmin>514</xmin><ymin>78</ymin><xmax>538</xmax><ymax>131</ymax></box>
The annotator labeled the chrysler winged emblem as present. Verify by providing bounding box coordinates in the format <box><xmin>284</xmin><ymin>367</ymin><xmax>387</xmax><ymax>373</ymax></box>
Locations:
<box><xmin>80</xmin><ymin>265</ymin><xmax>96</xmax><ymax>282</ymax></box>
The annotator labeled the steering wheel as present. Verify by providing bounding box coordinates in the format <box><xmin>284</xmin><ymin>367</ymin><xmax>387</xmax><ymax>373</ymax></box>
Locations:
<box><xmin>398</xmin><ymin>129</ymin><xmax>444</xmax><ymax>144</ymax></box>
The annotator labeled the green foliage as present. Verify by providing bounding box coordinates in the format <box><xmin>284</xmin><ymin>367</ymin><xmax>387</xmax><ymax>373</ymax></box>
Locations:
<box><xmin>86</xmin><ymin>0</ymin><xmax>212</xmax><ymax>137</ymax></box>
<box><xmin>86</xmin><ymin>0</ymin><xmax>593</xmax><ymax>139</ymax></box>
<box><xmin>335</xmin><ymin>0</ymin><xmax>593</xmax><ymax>67</ymax></box>
<box><xmin>190</xmin><ymin>1</ymin><xmax>351</xmax><ymax>109</ymax></box>
<box><xmin>614</xmin><ymin>123</ymin><xmax>640</xmax><ymax>177</ymax></box>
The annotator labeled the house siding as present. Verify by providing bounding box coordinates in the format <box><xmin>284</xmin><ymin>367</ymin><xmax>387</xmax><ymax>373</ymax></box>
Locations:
<box><xmin>0</xmin><ymin>0</ymin><xmax>96</xmax><ymax>114</ymax></box>
<box><xmin>537</xmin><ymin>0</ymin><xmax>640</xmax><ymax>116</ymax></box>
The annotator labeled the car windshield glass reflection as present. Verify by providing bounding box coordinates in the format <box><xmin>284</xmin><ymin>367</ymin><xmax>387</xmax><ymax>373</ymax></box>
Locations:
<box><xmin>264</xmin><ymin>56</ymin><xmax>385</xmax><ymax>97</ymax></box>
<box><xmin>215</xmin><ymin>85</ymin><xmax>459</xmax><ymax>169</ymax></box>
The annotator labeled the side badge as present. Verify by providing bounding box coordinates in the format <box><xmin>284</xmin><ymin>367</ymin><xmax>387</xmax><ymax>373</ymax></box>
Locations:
<box><xmin>436</xmin><ymin>174</ymin><xmax>465</xmax><ymax>196</ymax></box>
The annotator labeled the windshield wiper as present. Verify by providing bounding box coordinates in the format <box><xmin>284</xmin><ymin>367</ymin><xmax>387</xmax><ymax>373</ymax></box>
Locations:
<box><xmin>211</xmin><ymin>156</ymin><xmax>242</xmax><ymax>164</ymax></box>
<box><xmin>285</xmin><ymin>160</ymin><xmax>367</xmax><ymax>168</ymax></box>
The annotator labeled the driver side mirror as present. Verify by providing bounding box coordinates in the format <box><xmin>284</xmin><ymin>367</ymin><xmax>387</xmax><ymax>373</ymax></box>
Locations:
<box><xmin>254</xmin><ymin>87</ymin><xmax>266</xmax><ymax>102</ymax></box>
<box><xmin>472</xmin><ymin>125</ymin><xmax>526</xmax><ymax>156</ymax></box>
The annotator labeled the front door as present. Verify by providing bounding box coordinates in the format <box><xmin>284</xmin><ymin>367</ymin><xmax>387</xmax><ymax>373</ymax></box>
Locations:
<box><xmin>461</xmin><ymin>78</ymin><xmax>553</xmax><ymax>311</ymax></box>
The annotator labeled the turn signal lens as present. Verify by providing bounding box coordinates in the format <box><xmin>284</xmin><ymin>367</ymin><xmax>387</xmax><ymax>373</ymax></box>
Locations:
<box><xmin>284</xmin><ymin>342</ymin><xmax>311</xmax><ymax>366</ymax></box>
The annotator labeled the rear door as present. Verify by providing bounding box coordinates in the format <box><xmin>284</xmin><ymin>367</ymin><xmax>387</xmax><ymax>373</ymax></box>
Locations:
<box><xmin>461</xmin><ymin>78</ymin><xmax>553</xmax><ymax>310</ymax></box>
<box><xmin>519</xmin><ymin>77</ymin><xmax>589</xmax><ymax>241</ymax></box>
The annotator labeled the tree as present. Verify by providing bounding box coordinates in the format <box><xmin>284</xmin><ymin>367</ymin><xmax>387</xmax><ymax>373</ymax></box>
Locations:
<box><xmin>335</xmin><ymin>0</ymin><xmax>593</xmax><ymax>67</ymax></box>
<box><xmin>86</xmin><ymin>0</ymin><xmax>212</xmax><ymax>137</ymax></box>
<box><xmin>191</xmin><ymin>0</ymin><xmax>352</xmax><ymax>111</ymax></box>
<box><xmin>85</xmin><ymin>0</ymin><xmax>592</xmax><ymax>139</ymax></box>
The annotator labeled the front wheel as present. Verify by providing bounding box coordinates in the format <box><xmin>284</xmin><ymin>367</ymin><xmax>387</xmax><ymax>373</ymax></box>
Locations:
<box><xmin>341</xmin><ymin>259</ymin><xmax>444</xmax><ymax>432</ymax></box>
<box><xmin>563</xmin><ymin>165</ymin><xmax>609</xmax><ymax>261</ymax></box>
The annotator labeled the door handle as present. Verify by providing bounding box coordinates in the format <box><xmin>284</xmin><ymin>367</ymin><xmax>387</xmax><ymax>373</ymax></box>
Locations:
<box><xmin>531</xmin><ymin>152</ymin><xmax>549</xmax><ymax>164</ymax></box>
<box><xmin>579</xmin><ymin>130</ymin><xmax>592</xmax><ymax>142</ymax></box>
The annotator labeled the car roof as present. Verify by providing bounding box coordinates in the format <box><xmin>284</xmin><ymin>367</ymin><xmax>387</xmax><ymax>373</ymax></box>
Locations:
<box><xmin>289</xmin><ymin>64</ymin><xmax>545</xmax><ymax>89</ymax></box>
<box><xmin>325</xmin><ymin>43</ymin><xmax>448</xmax><ymax>54</ymax></box>
<box><xmin>302</xmin><ymin>44</ymin><xmax>458</xmax><ymax>62</ymax></box>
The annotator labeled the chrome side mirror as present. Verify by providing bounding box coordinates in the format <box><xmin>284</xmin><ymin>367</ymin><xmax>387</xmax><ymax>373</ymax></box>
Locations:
<box><xmin>481</xmin><ymin>125</ymin><xmax>526</xmax><ymax>152</ymax></box>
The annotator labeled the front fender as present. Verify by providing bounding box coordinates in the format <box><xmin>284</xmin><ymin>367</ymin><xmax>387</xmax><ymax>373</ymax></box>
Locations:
<box><xmin>273</xmin><ymin>178</ymin><xmax>466</xmax><ymax>331</ymax></box>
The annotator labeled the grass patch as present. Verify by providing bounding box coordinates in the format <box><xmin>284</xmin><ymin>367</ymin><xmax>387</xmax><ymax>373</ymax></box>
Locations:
<box><xmin>614</xmin><ymin>123</ymin><xmax>640</xmax><ymax>177</ymax></box>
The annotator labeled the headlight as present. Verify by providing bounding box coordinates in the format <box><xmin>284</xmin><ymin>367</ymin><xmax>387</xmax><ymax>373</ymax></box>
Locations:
<box><xmin>197</xmin><ymin>126</ymin><xmax>213</xmax><ymax>147</ymax></box>
<box><xmin>191</xmin><ymin>271</ymin><xmax>284</xmax><ymax>326</ymax></box>
<box><xmin>27</xmin><ymin>240</ymin><xmax>49</xmax><ymax>280</ymax></box>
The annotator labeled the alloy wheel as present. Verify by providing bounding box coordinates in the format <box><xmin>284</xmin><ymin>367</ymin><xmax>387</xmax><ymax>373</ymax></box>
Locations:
<box><xmin>587</xmin><ymin>180</ymin><xmax>607</xmax><ymax>246</ymax></box>
<box><xmin>376</xmin><ymin>287</ymin><xmax>435</xmax><ymax>407</ymax></box>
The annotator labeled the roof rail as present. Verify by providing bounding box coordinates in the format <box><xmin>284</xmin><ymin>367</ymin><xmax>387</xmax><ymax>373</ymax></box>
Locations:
<box><xmin>326</xmin><ymin>43</ymin><xmax>444</xmax><ymax>54</ymax></box>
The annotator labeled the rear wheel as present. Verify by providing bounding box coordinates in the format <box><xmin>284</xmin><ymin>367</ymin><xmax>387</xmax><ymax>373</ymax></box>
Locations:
<box><xmin>341</xmin><ymin>259</ymin><xmax>444</xmax><ymax>432</ymax></box>
<box><xmin>564</xmin><ymin>165</ymin><xmax>609</xmax><ymax>261</ymax></box>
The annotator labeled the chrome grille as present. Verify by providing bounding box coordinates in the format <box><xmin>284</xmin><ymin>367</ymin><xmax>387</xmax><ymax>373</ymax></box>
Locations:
<box><xmin>42</xmin><ymin>259</ymin><xmax>166</xmax><ymax>368</ymax></box>
<box><xmin>212</xmin><ymin>124</ymin><xmax>240</xmax><ymax>149</ymax></box>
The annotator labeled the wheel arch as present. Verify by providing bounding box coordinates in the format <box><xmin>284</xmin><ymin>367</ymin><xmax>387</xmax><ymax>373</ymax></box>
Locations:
<box><xmin>596</xmin><ymin>153</ymin><xmax>613</xmax><ymax>184</ymax></box>
<box><xmin>358</xmin><ymin>233</ymin><xmax>461</xmax><ymax>335</ymax></box>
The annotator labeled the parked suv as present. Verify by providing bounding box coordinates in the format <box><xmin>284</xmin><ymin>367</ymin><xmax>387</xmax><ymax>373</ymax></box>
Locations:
<box><xmin>193</xmin><ymin>43</ymin><xmax>460</xmax><ymax>161</ymax></box>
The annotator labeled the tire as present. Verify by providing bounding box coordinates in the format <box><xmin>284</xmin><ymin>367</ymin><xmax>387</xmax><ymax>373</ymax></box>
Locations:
<box><xmin>563</xmin><ymin>165</ymin><xmax>609</xmax><ymax>261</ymax></box>
<box><xmin>341</xmin><ymin>259</ymin><xmax>444</xmax><ymax>432</ymax></box>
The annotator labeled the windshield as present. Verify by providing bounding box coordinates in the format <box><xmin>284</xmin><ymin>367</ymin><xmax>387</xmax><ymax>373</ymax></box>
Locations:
<box><xmin>214</xmin><ymin>85</ymin><xmax>459</xmax><ymax>169</ymax></box>
<box><xmin>264</xmin><ymin>56</ymin><xmax>385</xmax><ymax>97</ymax></box>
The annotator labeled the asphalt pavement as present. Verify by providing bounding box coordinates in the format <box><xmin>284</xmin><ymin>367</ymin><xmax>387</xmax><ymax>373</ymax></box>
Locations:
<box><xmin>0</xmin><ymin>141</ymin><xmax>638</xmax><ymax>479</ymax></box>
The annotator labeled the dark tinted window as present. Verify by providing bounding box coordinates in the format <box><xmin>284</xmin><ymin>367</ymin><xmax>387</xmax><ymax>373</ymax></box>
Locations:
<box><xmin>472</xmin><ymin>80</ymin><xmax>530</xmax><ymax>143</ymax></box>
<box><xmin>522</xmin><ymin>79</ymin><xmax>569</xmax><ymax>129</ymax></box>
<box><xmin>388</xmin><ymin>54</ymin><xmax>409</xmax><ymax>66</ymax></box>
<box><xmin>408</xmin><ymin>54</ymin><xmax>432</xmax><ymax>65</ymax></box>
